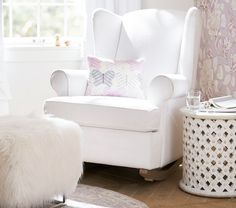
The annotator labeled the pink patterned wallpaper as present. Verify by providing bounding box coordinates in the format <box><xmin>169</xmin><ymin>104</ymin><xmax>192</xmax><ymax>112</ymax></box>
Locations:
<box><xmin>195</xmin><ymin>0</ymin><xmax>236</xmax><ymax>100</ymax></box>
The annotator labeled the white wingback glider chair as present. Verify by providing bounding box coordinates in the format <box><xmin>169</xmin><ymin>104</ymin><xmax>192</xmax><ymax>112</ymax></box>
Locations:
<box><xmin>44</xmin><ymin>8</ymin><xmax>201</xmax><ymax>180</ymax></box>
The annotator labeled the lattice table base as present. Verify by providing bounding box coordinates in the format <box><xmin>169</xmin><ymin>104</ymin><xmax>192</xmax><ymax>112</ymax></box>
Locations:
<box><xmin>179</xmin><ymin>113</ymin><xmax>236</xmax><ymax>198</ymax></box>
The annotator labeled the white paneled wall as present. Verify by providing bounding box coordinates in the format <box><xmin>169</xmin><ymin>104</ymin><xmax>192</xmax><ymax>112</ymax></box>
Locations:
<box><xmin>4</xmin><ymin>47</ymin><xmax>82</xmax><ymax>115</ymax></box>
<box><xmin>142</xmin><ymin>0</ymin><xmax>194</xmax><ymax>10</ymax></box>
<box><xmin>0</xmin><ymin>1</ymin><xmax>2</xmax><ymax>82</ymax></box>
<box><xmin>0</xmin><ymin>0</ymin><xmax>10</xmax><ymax>115</ymax></box>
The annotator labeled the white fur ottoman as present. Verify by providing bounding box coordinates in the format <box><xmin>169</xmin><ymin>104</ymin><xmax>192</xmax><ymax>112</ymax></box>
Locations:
<box><xmin>0</xmin><ymin>115</ymin><xmax>83</xmax><ymax>208</ymax></box>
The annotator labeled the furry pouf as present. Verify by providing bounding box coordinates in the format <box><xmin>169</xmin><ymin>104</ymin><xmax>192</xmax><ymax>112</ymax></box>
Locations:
<box><xmin>0</xmin><ymin>115</ymin><xmax>83</xmax><ymax>208</ymax></box>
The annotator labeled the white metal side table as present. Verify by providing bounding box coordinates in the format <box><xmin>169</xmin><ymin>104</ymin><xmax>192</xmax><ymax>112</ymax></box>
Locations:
<box><xmin>179</xmin><ymin>108</ymin><xmax>236</xmax><ymax>197</ymax></box>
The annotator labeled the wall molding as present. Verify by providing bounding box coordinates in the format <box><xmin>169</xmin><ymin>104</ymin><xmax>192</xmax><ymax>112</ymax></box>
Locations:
<box><xmin>4</xmin><ymin>46</ymin><xmax>83</xmax><ymax>63</ymax></box>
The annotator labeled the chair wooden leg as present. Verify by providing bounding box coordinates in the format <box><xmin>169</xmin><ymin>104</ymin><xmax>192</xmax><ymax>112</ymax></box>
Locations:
<box><xmin>139</xmin><ymin>158</ymin><xmax>182</xmax><ymax>182</ymax></box>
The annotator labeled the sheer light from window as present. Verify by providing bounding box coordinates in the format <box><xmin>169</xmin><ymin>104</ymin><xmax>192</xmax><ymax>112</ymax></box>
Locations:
<box><xmin>3</xmin><ymin>0</ymin><xmax>85</xmax><ymax>45</ymax></box>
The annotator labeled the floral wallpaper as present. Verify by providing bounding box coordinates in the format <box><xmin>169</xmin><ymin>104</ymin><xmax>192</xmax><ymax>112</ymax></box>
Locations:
<box><xmin>195</xmin><ymin>0</ymin><xmax>236</xmax><ymax>100</ymax></box>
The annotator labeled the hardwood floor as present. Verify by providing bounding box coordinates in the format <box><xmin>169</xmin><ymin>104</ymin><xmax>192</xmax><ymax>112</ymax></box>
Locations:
<box><xmin>80</xmin><ymin>163</ymin><xmax>236</xmax><ymax>208</ymax></box>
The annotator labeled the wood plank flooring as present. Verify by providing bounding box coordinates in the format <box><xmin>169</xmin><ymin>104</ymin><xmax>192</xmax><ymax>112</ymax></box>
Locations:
<box><xmin>80</xmin><ymin>163</ymin><xmax>236</xmax><ymax>208</ymax></box>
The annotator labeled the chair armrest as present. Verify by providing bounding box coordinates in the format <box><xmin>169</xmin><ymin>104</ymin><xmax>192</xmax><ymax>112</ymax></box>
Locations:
<box><xmin>50</xmin><ymin>69</ymin><xmax>89</xmax><ymax>96</ymax></box>
<box><xmin>147</xmin><ymin>74</ymin><xmax>188</xmax><ymax>105</ymax></box>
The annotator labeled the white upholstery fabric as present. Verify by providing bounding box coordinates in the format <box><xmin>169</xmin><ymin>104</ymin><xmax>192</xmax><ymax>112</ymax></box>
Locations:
<box><xmin>93</xmin><ymin>10</ymin><xmax>122</xmax><ymax>60</ymax></box>
<box><xmin>82</xmin><ymin>126</ymin><xmax>162</xmax><ymax>169</ymax></box>
<box><xmin>80</xmin><ymin>97</ymin><xmax>184</xmax><ymax>169</ymax></box>
<box><xmin>147</xmin><ymin>74</ymin><xmax>188</xmax><ymax>105</ymax></box>
<box><xmin>45</xmin><ymin>96</ymin><xmax>160</xmax><ymax>132</ymax></box>
<box><xmin>51</xmin><ymin>70</ymin><xmax>89</xmax><ymax>96</ymax></box>
<box><xmin>51</xmin><ymin>8</ymin><xmax>201</xmax><ymax>101</ymax></box>
<box><xmin>178</xmin><ymin>7</ymin><xmax>201</xmax><ymax>89</ymax></box>
<box><xmin>93</xmin><ymin>9</ymin><xmax>190</xmax><ymax>92</ymax></box>
<box><xmin>85</xmin><ymin>0</ymin><xmax>141</xmax><ymax>55</ymax></box>
<box><xmin>45</xmin><ymin>7</ymin><xmax>201</xmax><ymax>170</ymax></box>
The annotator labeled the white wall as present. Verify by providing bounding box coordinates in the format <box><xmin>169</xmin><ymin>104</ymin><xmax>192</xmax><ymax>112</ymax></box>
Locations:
<box><xmin>0</xmin><ymin>0</ymin><xmax>11</xmax><ymax>115</ymax></box>
<box><xmin>142</xmin><ymin>0</ymin><xmax>194</xmax><ymax>10</ymax></box>
<box><xmin>4</xmin><ymin>47</ymin><xmax>82</xmax><ymax>115</ymax></box>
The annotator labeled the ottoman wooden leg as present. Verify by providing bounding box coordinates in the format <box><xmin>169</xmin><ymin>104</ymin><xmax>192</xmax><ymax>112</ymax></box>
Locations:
<box><xmin>50</xmin><ymin>203</ymin><xmax>66</xmax><ymax>208</ymax></box>
<box><xmin>50</xmin><ymin>195</ymin><xmax>66</xmax><ymax>208</ymax></box>
<box><xmin>63</xmin><ymin>195</ymin><xmax>66</xmax><ymax>203</ymax></box>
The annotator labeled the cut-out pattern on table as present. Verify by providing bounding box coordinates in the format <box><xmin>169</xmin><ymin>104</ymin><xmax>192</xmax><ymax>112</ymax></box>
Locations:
<box><xmin>181</xmin><ymin>115</ymin><xmax>236</xmax><ymax>197</ymax></box>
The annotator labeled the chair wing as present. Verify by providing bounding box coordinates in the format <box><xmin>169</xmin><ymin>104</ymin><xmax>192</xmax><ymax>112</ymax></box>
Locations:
<box><xmin>93</xmin><ymin>8</ymin><xmax>200</xmax><ymax>93</ymax></box>
<box><xmin>93</xmin><ymin>9</ymin><xmax>122</xmax><ymax>60</ymax></box>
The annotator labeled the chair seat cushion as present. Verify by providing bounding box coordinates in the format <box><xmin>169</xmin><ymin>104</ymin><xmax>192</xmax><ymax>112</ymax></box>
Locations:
<box><xmin>44</xmin><ymin>96</ymin><xmax>160</xmax><ymax>132</ymax></box>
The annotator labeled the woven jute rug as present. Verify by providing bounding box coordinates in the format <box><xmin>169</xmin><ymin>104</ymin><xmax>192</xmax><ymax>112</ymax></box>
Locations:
<box><xmin>47</xmin><ymin>184</ymin><xmax>148</xmax><ymax>208</ymax></box>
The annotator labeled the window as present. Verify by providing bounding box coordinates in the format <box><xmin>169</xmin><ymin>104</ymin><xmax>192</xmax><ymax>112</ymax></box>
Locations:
<box><xmin>3</xmin><ymin>0</ymin><xmax>85</xmax><ymax>45</ymax></box>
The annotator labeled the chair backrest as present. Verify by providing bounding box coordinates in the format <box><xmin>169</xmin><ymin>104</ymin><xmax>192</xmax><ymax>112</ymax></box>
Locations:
<box><xmin>92</xmin><ymin>8</ymin><xmax>201</xmax><ymax>93</ymax></box>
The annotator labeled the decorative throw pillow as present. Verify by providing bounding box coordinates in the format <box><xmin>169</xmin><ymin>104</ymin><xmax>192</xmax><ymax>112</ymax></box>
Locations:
<box><xmin>85</xmin><ymin>56</ymin><xmax>144</xmax><ymax>99</ymax></box>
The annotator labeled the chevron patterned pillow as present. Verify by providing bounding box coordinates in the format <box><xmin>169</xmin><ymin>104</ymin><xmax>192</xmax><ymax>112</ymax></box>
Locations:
<box><xmin>85</xmin><ymin>56</ymin><xmax>144</xmax><ymax>99</ymax></box>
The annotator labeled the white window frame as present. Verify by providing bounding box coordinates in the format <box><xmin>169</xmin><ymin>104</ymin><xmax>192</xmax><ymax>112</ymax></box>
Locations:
<box><xmin>3</xmin><ymin>0</ymin><xmax>85</xmax><ymax>46</ymax></box>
